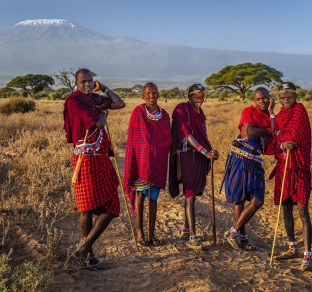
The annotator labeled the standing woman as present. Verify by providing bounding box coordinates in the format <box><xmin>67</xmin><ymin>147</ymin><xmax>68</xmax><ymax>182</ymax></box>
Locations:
<box><xmin>169</xmin><ymin>84</ymin><xmax>219</xmax><ymax>249</ymax></box>
<box><xmin>124</xmin><ymin>83</ymin><xmax>172</xmax><ymax>246</ymax></box>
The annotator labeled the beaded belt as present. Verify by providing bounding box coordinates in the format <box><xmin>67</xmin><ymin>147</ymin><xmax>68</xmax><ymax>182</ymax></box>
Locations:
<box><xmin>81</xmin><ymin>152</ymin><xmax>108</xmax><ymax>156</ymax></box>
<box><xmin>230</xmin><ymin>146</ymin><xmax>263</xmax><ymax>162</ymax></box>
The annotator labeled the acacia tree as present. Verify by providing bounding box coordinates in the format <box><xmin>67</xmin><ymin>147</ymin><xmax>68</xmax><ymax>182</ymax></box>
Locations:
<box><xmin>53</xmin><ymin>68</ymin><xmax>97</xmax><ymax>92</ymax></box>
<box><xmin>205</xmin><ymin>63</ymin><xmax>283</xmax><ymax>101</ymax></box>
<box><xmin>7</xmin><ymin>74</ymin><xmax>55</xmax><ymax>98</ymax></box>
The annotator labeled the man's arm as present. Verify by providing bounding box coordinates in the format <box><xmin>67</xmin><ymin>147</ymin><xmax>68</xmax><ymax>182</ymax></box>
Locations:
<box><xmin>95</xmin><ymin>111</ymin><xmax>108</xmax><ymax>129</ymax></box>
<box><xmin>97</xmin><ymin>81</ymin><xmax>125</xmax><ymax>110</ymax></box>
<box><xmin>241</xmin><ymin>123</ymin><xmax>269</xmax><ymax>138</ymax></box>
<box><xmin>187</xmin><ymin>135</ymin><xmax>219</xmax><ymax>160</ymax></box>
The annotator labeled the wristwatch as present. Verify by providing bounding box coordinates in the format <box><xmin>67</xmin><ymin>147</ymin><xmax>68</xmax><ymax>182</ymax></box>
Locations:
<box><xmin>270</xmin><ymin>113</ymin><xmax>275</xmax><ymax>119</ymax></box>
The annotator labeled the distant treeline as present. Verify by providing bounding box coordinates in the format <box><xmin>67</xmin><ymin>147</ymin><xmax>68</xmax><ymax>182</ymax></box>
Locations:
<box><xmin>1</xmin><ymin>85</ymin><xmax>312</xmax><ymax>101</ymax></box>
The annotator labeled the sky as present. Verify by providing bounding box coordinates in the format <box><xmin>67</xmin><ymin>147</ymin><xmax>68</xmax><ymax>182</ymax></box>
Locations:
<box><xmin>0</xmin><ymin>0</ymin><xmax>312</xmax><ymax>55</ymax></box>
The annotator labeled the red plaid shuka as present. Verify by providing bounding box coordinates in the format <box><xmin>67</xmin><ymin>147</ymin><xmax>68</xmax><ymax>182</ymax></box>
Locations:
<box><xmin>270</xmin><ymin>103</ymin><xmax>311</xmax><ymax>208</ymax></box>
<box><xmin>73</xmin><ymin>127</ymin><xmax>120</xmax><ymax>216</ymax></box>
<box><xmin>238</xmin><ymin>105</ymin><xmax>273</xmax><ymax>155</ymax></box>
<box><xmin>123</xmin><ymin>104</ymin><xmax>172</xmax><ymax>212</ymax></box>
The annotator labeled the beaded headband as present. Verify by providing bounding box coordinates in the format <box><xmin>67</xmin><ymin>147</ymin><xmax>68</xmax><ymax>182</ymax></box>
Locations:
<box><xmin>190</xmin><ymin>89</ymin><xmax>205</xmax><ymax>95</ymax></box>
<box><xmin>278</xmin><ymin>89</ymin><xmax>296</xmax><ymax>94</ymax></box>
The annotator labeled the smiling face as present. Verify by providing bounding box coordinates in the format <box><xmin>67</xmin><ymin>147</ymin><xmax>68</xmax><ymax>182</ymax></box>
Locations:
<box><xmin>279</xmin><ymin>91</ymin><xmax>297</xmax><ymax>109</ymax></box>
<box><xmin>75</xmin><ymin>71</ymin><xmax>94</xmax><ymax>95</ymax></box>
<box><xmin>143</xmin><ymin>84</ymin><xmax>159</xmax><ymax>108</ymax></box>
<box><xmin>254</xmin><ymin>89</ymin><xmax>270</xmax><ymax>112</ymax></box>
<box><xmin>189</xmin><ymin>90</ymin><xmax>205</xmax><ymax>111</ymax></box>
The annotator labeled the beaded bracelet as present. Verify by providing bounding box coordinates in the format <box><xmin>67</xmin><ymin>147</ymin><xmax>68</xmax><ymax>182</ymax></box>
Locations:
<box><xmin>196</xmin><ymin>145</ymin><xmax>203</xmax><ymax>152</ymax></box>
<box><xmin>201</xmin><ymin>148</ymin><xmax>208</xmax><ymax>155</ymax></box>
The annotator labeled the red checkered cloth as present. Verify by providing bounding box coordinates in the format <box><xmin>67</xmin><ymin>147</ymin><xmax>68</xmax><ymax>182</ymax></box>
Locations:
<box><xmin>238</xmin><ymin>105</ymin><xmax>274</xmax><ymax>155</ymax></box>
<box><xmin>72</xmin><ymin>127</ymin><xmax>120</xmax><ymax>216</ymax></box>
<box><xmin>123</xmin><ymin>104</ymin><xmax>172</xmax><ymax>212</ymax></box>
<box><xmin>270</xmin><ymin>103</ymin><xmax>311</xmax><ymax>208</ymax></box>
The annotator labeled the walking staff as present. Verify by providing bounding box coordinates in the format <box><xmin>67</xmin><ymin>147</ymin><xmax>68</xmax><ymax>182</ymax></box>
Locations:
<box><xmin>270</xmin><ymin>150</ymin><xmax>290</xmax><ymax>265</ymax></box>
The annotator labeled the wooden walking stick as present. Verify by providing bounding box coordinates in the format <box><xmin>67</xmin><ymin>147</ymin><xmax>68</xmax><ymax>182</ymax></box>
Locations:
<box><xmin>148</xmin><ymin>182</ymin><xmax>151</xmax><ymax>243</ymax></box>
<box><xmin>105</xmin><ymin>121</ymin><xmax>139</xmax><ymax>252</ymax></box>
<box><xmin>211</xmin><ymin>159</ymin><xmax>216</xmax><ymax>245</ymax></box>
<box><xmin>72</xmin><ymin>129</ymin><xmax>89</xmax><ymax>184</ymax></box>
<box><xmin>270</xmin><ymin>149</ymin><xmax>290</xmax><ymax>265</ymax></box>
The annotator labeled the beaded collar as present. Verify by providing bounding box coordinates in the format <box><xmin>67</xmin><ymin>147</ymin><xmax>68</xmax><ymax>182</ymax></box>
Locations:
<box><xmin>145</xmin><ymin>104</ymin><xmax>162</xmax><ymax>121</ymax></box>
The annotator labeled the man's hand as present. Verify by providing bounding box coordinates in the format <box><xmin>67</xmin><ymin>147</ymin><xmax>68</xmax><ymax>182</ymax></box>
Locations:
<box><xmin>205</xmin><ymin>150</ymin><xmax>219</xmax><ymax>160</ymax></box>
<box><xmin>268</xmin><ymin>97</ymin><xmax>275</xmax><ymax>114</ymax></box>
<box><xmin>281</xmin><ymin>141</ymin><xmax>297</xmax><ymax>150</ymax></box>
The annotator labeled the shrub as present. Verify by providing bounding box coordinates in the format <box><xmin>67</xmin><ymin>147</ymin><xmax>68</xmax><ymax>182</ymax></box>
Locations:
<box><xmin>0</xmin><ymin>250</ymin><xmax>53</xmax><ymax>291</ymax></box>
<box><xmin>0</xmin><ymin>97</ymin><xmax>36</xmax><ymax>115</ymax></box>
<box><xmin>0</xmin><ymin>87</ymin><xmax>16</xmax><ymax>98</ymax></box>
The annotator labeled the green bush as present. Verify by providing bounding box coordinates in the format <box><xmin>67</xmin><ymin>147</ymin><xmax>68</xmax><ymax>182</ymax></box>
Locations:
<box><xmin>0</xmin><ymin>250</ymin><xmax>53</xmax><ymax>291</ymax></box>
<box><xmin>0</xmin><ymin>97</ymin><xmax>36</xmax><ymax>115</ymax></box>
<box><xmin>0</xmin><ymin>88</ymin><xmax>16</xmax><ymax>98</ymax></box>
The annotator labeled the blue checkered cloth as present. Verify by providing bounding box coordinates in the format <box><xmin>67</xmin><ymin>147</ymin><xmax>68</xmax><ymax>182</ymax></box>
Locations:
<box><xmin>225</xmin><ymin>136</ymin><xmax>265</xmax><ymax>204</ymax></box>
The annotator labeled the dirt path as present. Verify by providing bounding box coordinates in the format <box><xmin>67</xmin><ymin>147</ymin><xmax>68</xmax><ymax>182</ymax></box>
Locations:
<box><xmin>48</xmin><ymin>155</ymin><xmax>312</xmax><ymax>292</ymax></box>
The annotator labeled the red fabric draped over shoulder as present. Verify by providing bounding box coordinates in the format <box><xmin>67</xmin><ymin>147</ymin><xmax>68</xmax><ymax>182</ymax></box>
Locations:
<box><xmin>271</xmin><ymin>103</ymin><xmax>311</xmax><ymax>208</ymax></box>
<box><xmin>63</xmin><ymin>90</ymin><xmax>111</xmax><ymax>143</ymax></box>
<box><xmin>238</xmin><ymin>105</ymin><xmax>273</xmax><ymax>155</ymax></box>
<box><xmin>169</xmin><ymin>102</ymin><xmax>212</xmax><ymax>199</ymax></box>
<box><xmin>123</xmin><ymin>104</ymin><xmax>172</xmax><ymax>212</ymax></box>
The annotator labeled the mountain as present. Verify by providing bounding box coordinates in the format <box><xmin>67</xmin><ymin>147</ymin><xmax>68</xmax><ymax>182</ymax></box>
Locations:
<box><xmin>0</xmin><ymin>19</ymin><xmax>312</xmax><ymax>88</ymax></box>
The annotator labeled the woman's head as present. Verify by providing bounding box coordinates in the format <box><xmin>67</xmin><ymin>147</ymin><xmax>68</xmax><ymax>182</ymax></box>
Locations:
<box><xmin>278</xmin><ymin>82</ymin><xmax>297</xmax><ymax>109</ymax></box>
<box><xmin>188</xmin><ymin>84</ymin><xmax>205</xmax><ymax>110</ymax></box>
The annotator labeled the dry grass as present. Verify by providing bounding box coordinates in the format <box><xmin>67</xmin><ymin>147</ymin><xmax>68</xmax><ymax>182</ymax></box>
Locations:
<box><xmin>0</xmin><ymin>97</ymin><xmax>311</xmax><ymax>288</ymax></box>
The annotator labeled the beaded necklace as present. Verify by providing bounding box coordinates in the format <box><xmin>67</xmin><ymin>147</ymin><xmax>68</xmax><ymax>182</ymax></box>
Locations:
<box><xmin>145</xmin><ymin>104</ymin><xmax>162</xmax><ymax>121</ymax></box>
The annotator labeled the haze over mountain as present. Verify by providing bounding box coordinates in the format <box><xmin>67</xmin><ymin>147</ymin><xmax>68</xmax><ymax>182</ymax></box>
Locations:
<box><xmin>0</xmin><ymin>19</ymin><xmax>312</xmax><ymax>89</ymax></box>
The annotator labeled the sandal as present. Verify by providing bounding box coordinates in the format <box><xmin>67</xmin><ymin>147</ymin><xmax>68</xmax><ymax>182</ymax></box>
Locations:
<box><xmin>186</xmin><ymin>236</ymin><xmax>202</xmax><ymax>250</ymax></box>
<box><xmin>179</xmin><ymin>228</ymin><xmax>190</xmax><ymax>240</ymax></box>
<box><xmin>240</xmin><ymin>239</ymin><xmax>254</xmax><ymax>250</ymax></box>
<box><xmin>137</xmin><ymin>238</ymin><xmax>149</xmax><ymax>247</ymax></box>
<box><xmin>275</xmin><ymin>249</ymin><xmax>299</xmax><ymax>260</ymax></box>
<box><xmin>149</xmin><ymin>237</ymin><xmax>161</xmax><ymax>246</ymax></box>
<box><xmin>224</xmin><ymin>231</ymin><xmax>240</xmax><ymax>250</ymax></box>
<box><xmin>73</xmin><ymin>251</ymin><xmax>97</xmax><ymax>271</ymax></box>
<box><xmin>301</xmin><ymin>259</ymin><xmax>312</xmax><ymax>271</ymax></box>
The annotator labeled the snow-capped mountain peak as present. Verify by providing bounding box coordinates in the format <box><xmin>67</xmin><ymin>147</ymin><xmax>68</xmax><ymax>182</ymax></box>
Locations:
<box><xmin>15</xmin><ymin>19</ymin><xmax>75</xmax><ymax>28</ymax></box>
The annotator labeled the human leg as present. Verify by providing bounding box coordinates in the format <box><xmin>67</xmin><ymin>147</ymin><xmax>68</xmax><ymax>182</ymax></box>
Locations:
<box><xmin>149</xmin><ymin>199</ymin><xmax>161</xmax><ymax>245</ymax></box>
<box><xmin>225</xmin><ymin>196</ymin><xmax>263</xmax><ymax>249</ymax></box>
<box><xmin>276</xmin><ymin>203</ymin><xmax>299</xmax><ymax>259</ymax></box>
<box><xmin>185</xmin><ymin>195</ymin><xmax>196</xmax><ymax>236</ymax></box>
<box><xmin>135</xmin><ymin>191</ymin><xmax>146</xmax><ymax>244</ymax></box>
<box><xmin>234</xmin><ymin>201</ymin><xmax>246</xmax><ymax>235</ymax></box>
<box><xmin>76</xmin><ymin>210</ymin><xmax>114</xmax><ymax>258</ymax></box>
<box><xmin>79</xmin><ymin>211</ymin><xmax>97</xmax><ymax>258</ymax></box>
<box><xmin>298</xmin><ymin>205</ymin><xmax>312</xmax><ymax>271</ymax></box>
<box><xmin>234</xmin><ymin>196</ymin><xmax>263</xmax><ymax>231</ymax></box>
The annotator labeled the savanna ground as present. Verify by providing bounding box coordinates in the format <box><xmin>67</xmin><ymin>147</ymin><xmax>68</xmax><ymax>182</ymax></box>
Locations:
<box><xmin>1</xmin><ymin>97</ymin><xmax>312</xmax><ymax>291</ymax></box>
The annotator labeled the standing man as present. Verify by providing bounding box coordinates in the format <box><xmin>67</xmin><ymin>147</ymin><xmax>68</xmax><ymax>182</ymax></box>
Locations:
<box><xmin>270</xmin><ymin>82</ymin><xmax>312</xmax><ymax>271</ymax></box>
<box><xmin>124</xmin><ymin>83</ymin><xmax>171</xmax><ymax>246</ymax></box>
<box><xmin>224</xmin><ymin>87</ymin><xmax>274</xmax><ymax>250</ymax></box>
<box><xmin>63</xmin><ymin>68</ymin><xmax>125</xmax><ymax>269</ymax></box>
<box><xmin>169</xmin><ymin>84</ymin><xmax>219</xmax><ymax>250</ymax></box>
